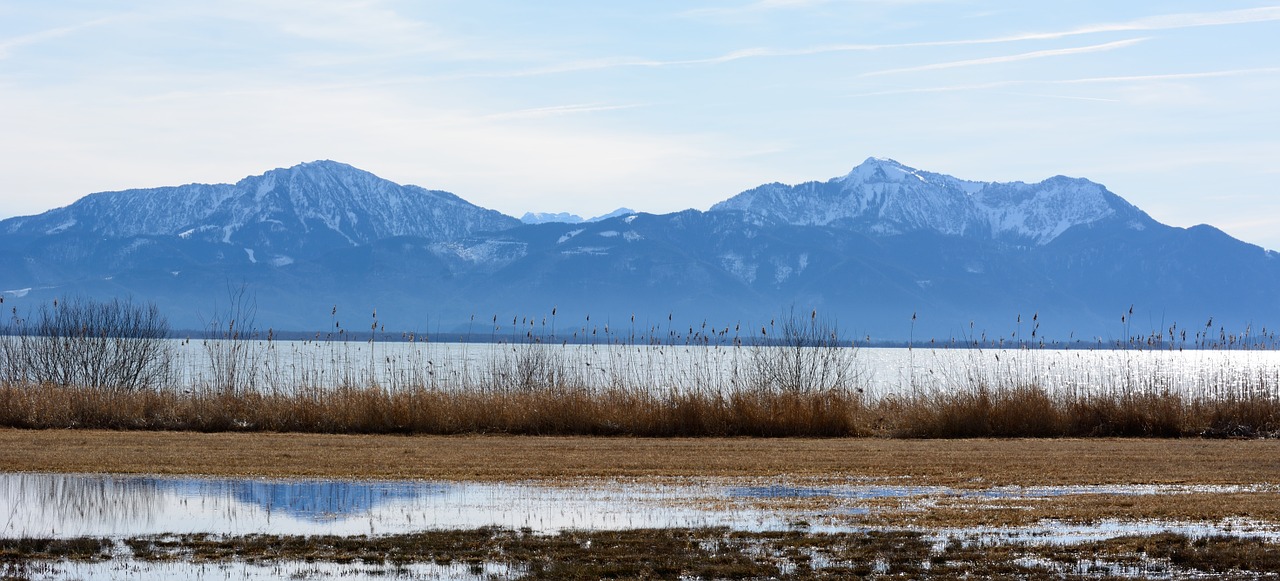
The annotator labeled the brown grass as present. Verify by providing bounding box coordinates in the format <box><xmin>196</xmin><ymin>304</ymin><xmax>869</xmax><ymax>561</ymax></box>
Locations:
<box><xmin>1</xmin><ymin>380</ymin><xmax>1276</xmax><ymax>438</ymax></box>
<box><xmin>872</xmin><ymin>384</ymin><xmax>1277</xmax><ymax>438</ymax></box>
<box><xmin>0</xmin><ymin>382</ymin><xmax>870</xmax><ymax>437</ymax></box>
<box><xmin>3</xmin><ymin>429</ymin><xmax>1277</xmax><ymax>486</ymax></box>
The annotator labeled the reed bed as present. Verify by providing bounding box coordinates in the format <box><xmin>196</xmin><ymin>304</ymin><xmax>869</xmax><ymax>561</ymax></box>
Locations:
<box><xmin>2</xmin><ymin>299</ymin><xmax>1278</xmax><ymax>438</ymax></box>
<box><xmin>0</xmin><ymin>381</ymin><xmax>867</xmax><ymax>437</ymax></box>
<box><xmin>0</xmin><ymin>377</ymin><xmax>1275</xmax><ymax>438</ymax></box>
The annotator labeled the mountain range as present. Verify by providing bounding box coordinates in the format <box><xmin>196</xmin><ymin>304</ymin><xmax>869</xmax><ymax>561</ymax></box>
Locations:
<box><xmin>3</xmin><ymin>158</ymin><xmax>1277</xmax><ymax>341</ymax></box>
<box><xmin>520</xmin><ymin>207</ymin><xmax>636</xmax><ymax>225</ymax></box>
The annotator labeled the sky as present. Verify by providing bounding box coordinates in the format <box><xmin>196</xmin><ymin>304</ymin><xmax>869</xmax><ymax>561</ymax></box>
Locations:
<box><xmin>2</xmin><ymin>1</ymin><xmax>1279</xmax><ymax>248</ymax></box>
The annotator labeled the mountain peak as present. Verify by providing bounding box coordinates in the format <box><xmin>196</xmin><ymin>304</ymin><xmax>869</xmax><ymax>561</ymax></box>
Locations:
<box><xmin>3</xmin><ymin>161</ymin><xmax>520</xmax><ymax>252</ymax></box>
<box><xmin>520</xmin><ymin>207</ymin><xmax>637</xmax><ymax>225</ymax></box>
<box><xmin>247</xmin><ymin>160</ymin><xmax>377</xmax><ymax>183</ymax></box>
<box><xmin>841</xmin><ymin>157</ymin><xmax>919</xmax><ymax>183</ymax></box>
<box><xmin>713</xmin><ymin>157</ymin><xmax>1147</xmax><ymax>245</ymax></box>
<box><xmin>295</xmin><ymin>159</ymin><xmax>349</xmax><ymax>169</ymax></box>
<box><xmin>861</xmin><ymin>156</ymin><xmax>910</xmax><ymax>170</ymax></box>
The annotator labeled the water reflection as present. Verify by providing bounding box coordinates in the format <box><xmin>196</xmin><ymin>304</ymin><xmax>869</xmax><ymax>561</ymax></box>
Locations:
<box><xmin>215</xmin><ymin>479</ymin><xmax>437</xmax><ymax>522</ymax></box>
<box><xmin>4</xmin><ymin>473</ymin><xmax>1276</xmax><ymax>541</ymax></box>
<box><xmin>2</xmin><ymin>473</ymin><xmax>781</xmax><ymax>538</ymax></box>
<box><xmin>4</xmin><ymin>474</ymin><xmax>441</xmax><ymax>537</ymax></box>
<box><xmin>1</xmin><ymin>474</ymin><xmax>459</xmax><ymax>538</ymax></box>
<box><xmin>728</xmin><ymin>485</ymin><xmax>940</xmax><ymax>500</ymax></box>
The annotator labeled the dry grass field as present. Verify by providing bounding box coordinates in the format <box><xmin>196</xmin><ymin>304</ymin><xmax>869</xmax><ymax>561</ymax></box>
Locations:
<box><xmin>2</xmin><ymin>429</ymin><xmax>1276</xmax><ymax>486</ymax></box>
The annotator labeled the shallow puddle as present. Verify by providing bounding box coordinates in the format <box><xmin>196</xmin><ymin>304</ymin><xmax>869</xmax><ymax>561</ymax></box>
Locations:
<box><xmin>932</xmin><ymin>517</ymin><xmax>1280</xmax><ymax>547</ymax></box>
<box><xmin>3</xmin><ymin>473</ymin><xmax>1276</xmax><ymax>541</ymax></box>
<box><xmin>4</xmin><ymin>558</ymin><xmax>518</xmax><ymax>581</ymax></box>
<box><xmin>5</xmin><ymin>473</ymin><xmax>1280</xmax><ymax>580</ymax></box>
<box><xmin>2</xmin><ymin>473</ymin><xmax>784</xmax><ymax>537</ymax></box>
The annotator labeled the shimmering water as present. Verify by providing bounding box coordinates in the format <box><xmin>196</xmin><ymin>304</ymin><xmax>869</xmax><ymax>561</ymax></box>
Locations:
<box><xmin>7</xmin><ymin>473</ymin><xmax>1279</xmax><ymax>580</ymax></box>
<box><xmin>2</xmin><ymin>473</ymin><xmax>756</xmax><ymax>537</ymax></box>
<box><xmin>168</xmin><ymin>339</ymin><xmax>1280</xmax><ymax>399</ymax></box>
<box><xmin>4</xmin><ymin>473</ymin><xmax>1275</xmax><ymax>540</ymax></box>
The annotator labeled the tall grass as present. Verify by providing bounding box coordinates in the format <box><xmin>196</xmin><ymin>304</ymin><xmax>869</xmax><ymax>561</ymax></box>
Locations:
<box><xmin>1</xmin><ymin>301</ymin><xmax>1278</xmax><ymax>438</ymax></box>
<box><xmin>0</xmin><ymin>381</ymin><xmax>871</xmax><ymax>437</ymax></box>
<box><xmin>0</xmin><ymin>376</ymin><xmax>1274</xmax><ymax>438</ymax></box>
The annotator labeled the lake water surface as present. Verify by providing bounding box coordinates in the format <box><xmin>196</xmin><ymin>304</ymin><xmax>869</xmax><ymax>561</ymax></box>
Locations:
<box><xmin>168</xmin><ymin>339</ymin><xmax>1280</xmax><ymax>399</ymax></box>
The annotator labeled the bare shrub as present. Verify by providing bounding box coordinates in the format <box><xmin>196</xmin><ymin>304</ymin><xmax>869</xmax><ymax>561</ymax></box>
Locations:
<box><xmin>739</xmin><ymin>308</ymin><xmax>861</xmax><ymax>394</ymax></box>
<box><xmin>487</xmin><ymin>342</ymin><xmax>580</xmax><ymax>392</ymax></box>
<box><xmin>0</xmin><ymin>296</ymin><xmax>173</xmax><ymax>391</ymax></box>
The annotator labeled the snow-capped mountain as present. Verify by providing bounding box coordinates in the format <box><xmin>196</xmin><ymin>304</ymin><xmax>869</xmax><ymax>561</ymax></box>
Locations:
<box><xmin>520</xmin><ymin>208</ymin><xmax>637</xmax><ymax>225</ymax></box>
<box><xmin>2</xmin><ymin>159</ymin><xmax>1277</xmax><ymax>338</ymax></box>
<box><xmin>3</xmin><ymin>160</ymin><xmax>519</xmax><ymax>258</ymax></box>
<box><xmin>711</xmin><ymin>157</ymin><xmax>1148</xmax><ymax>245</ymax></box>
<box><xmin>521</xmin><ymin>211</ymin><xmax>585</xmax><ymax>225</ymax></box>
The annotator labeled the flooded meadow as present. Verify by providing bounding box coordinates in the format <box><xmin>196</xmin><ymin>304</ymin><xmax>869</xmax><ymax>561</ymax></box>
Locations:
<box><xmin>4</xmin><ymin>471</ymin><xmax>1280</xmax><ymax>579</ymax></box>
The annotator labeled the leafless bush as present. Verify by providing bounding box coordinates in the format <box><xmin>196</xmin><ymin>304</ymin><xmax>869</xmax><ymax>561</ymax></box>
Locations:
<box><xmin>0</xmin><ymin>296</ymin><xmax>173</xmax><ymax>391</ymax></box>
<box><xmin>485</xmin><ymin>341</ymin><xmax>583</xmax><ymax>392</ymax></box>
<box><xmin>739</xmin><ymin>308</ymin><xmax>862</xmax><ymax>394</ymax></box>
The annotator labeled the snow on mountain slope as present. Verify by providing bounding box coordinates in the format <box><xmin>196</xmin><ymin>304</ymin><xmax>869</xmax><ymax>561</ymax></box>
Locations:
<box><xmin>520</xmin><ymin>207</ymin><xmax>637</xmax><ymax>225</ymax></box>
<box><xmin>521</xmin><ymin>211</ymin><xmax>585</xmax><ymax>224</ymax></box>
<box><xmin>710</xmin><ymin>157</ymin><xmax>1149</xmax><ymax>245</ymax></box>
<box><xmin>1</xmin><ymin>161</ymin><xmax>519</xmax><ymax>249</ymax></box>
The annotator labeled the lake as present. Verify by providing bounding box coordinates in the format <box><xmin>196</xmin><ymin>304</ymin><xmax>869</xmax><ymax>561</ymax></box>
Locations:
<box><xmin>168</xmin><ymin>338</ymin><xmax>1280</xmax><ymax>399</ymax></box>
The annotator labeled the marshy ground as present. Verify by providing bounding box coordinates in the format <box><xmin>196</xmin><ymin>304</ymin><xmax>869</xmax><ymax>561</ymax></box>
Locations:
<box><xmin>3</xmin><ymin>431</ymin><xmax>1279</xmax><ymax>579</ymax></box>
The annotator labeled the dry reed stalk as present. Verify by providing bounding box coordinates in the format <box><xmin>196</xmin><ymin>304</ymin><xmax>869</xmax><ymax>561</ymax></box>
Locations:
<box><xmin>1</xmin><ymin>377</ymin><xmax>1275</xmax><ymax>438</ymax></box>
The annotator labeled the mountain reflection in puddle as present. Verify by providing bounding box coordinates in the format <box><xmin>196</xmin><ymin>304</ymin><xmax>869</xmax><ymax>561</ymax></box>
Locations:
<box><xmin>2</xmin><ymin>473</ymin><xmax>436</xmax><ymax>538</ymax></box>
<box><xmin>1</xmin><ymin>473</ymin><xmax>779</xmax><ymax>538</ymax></box>
<box><xmin>6</xmin><ymin>473</ymin><xmax>1277</xmax><ymax>542</ymax></box>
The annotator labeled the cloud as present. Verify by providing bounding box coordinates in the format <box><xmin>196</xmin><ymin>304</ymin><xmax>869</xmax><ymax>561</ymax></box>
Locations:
<box><xmin>683</xmin><ymin>0</ymin><xmax>832</xmax><ymax>17</ymax></box>
<box><xmin>510</xmin><ymin>5</ymin><xmax>1280</xmax><ymax>78</ymax></box>
<box><xmin>1054</xmin><ymin>68</ymin><xmax>1280</xmax><ymax>85</ymax></box>
<box><xmin>1041</xmin><ymin>6</ymin><xmax>1280</xmax><ymax>39</ymax></box>
<box><xmin>861</xmin><ymin>38</ymin><xmax>1147</xmax><ymax>77</ymax></box>
<box><xmin>684</xmin><ymin>0</ymin><xmax>947</xmax><ymax>18</ymax></box>
<box><xmin>478</xmin><ymin>103</ymin><xmax>645</xmax><ymax>121</ymax></box>
<box><xmin>848</xmin><ymin>67</ymin><xmax>1280</xmax><ymax>97</ymax></box>
<box><xmin>217</xmin><ymin>0</ymin><xmax>427</xmax><ymax>47</ymax></box>
<box><xmin>999</xmin><ymin>92</ymin><xmax>1120</xmax><ymax>103</ymax></box>
<box><xmin>0</xmin><ymin>17</ymin><xmax>120</xmax><ymax>59</ymax></box>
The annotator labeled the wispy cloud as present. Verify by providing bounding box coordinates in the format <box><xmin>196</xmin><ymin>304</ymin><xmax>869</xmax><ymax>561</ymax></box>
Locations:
<box><xmin>998</xmin><ymin>92</ymin><xmax>1120</xmax><ymax>103</ymax></box>
<box><xmin>1054</xmin><ymin>67</ymin><xmax>1280</xmax><ymax>84</ymax></box>
<box><xmin>1040</xmin><ymin>6</ymin><xmax>1280</xmax><ymax>39</ymax></box>
<box><xmin>218</xmin><ymin>0</ymin><xmax>428</xmax><ymax>48</ymax></box>
<box><xmin>683</xmin><ymin>0</ymin><xmax>833</xmax><ymax>17</ymax></box>
<box><xmin>861</xmin><ymin>38</ymin><xmax>1147</xmax><ymax>77</ymax></box>
<box><xmin>849</xmin><ymin>67</ymin><xmax>1280</xmax><ymax>97</ymax></box>
<box><xmin>0</xmin><ymin>17</ymin><xmax>120</xmax><ymax>59</ymax></box>
<box><xmin>517</xmin><ymin>5</ymin><xmax>1280</xmax><ymax>78</ymax></box>
<box><xmin>479</xmin><ymin>103</ymin><xmax>644</xmax><ymax>122</ymax></box>
<box><xmin>684</xmin><ymin>0</ymin><xmax>947</xmax><ymax>18</ymax></box>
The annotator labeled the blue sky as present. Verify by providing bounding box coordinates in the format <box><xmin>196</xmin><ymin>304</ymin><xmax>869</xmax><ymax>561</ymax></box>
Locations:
<box><xmin>3</xmin><ymin>1</ymin><xmax>1279</xmax><ymax>248</ymax></box>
